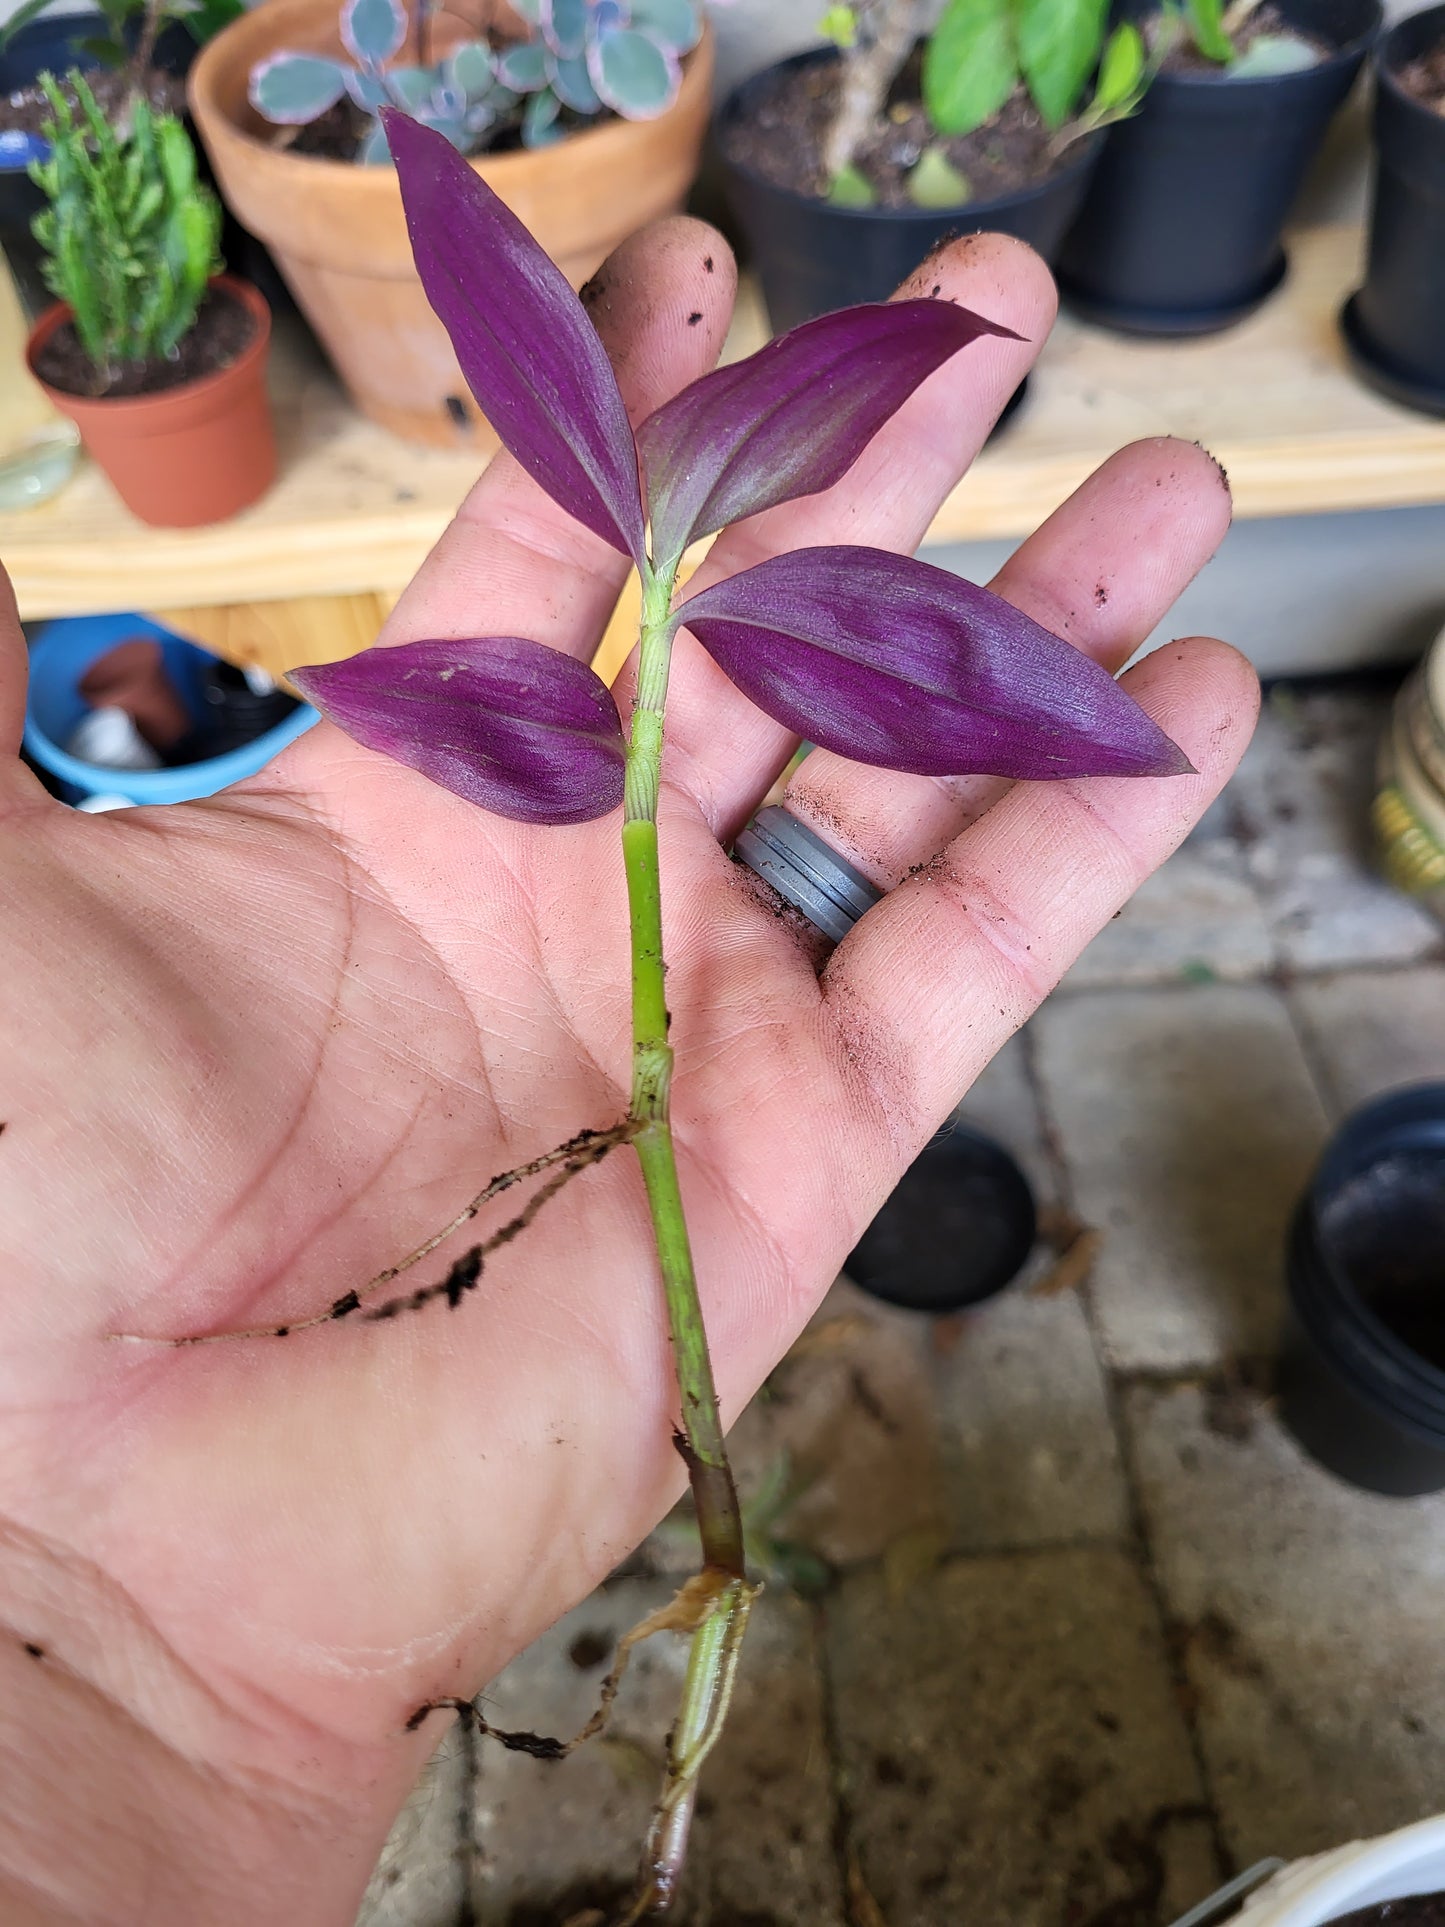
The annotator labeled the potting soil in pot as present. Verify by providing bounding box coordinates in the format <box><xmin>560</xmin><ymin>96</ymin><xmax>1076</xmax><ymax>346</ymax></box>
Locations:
<box><xmin>31</xmin><ymin>284</ymin><xmax>257</xmax><ymax>400</ymax></box>
<box><xmin>1318</xmin><ymin>1145</ymin><xmax>1445</xmax><ymax>1370</ymax></box>
<box><xmin>1</xmin><ymin>67</ymin><xmax>183</xmax><ymax>141</ymax></box>
<box><xmin>1325</xmin><ymin>1897</ymin><xmax>1445</xmax><ymax>1923</ymax></box>
<box><xmin>1399</xmin><ymin>37</ymin><xmax>1445</xmax><ymax>112</ymax></box>
<box><xmin>716</xmin><ymin>50</ymin><xmax>1075</xmax><ymax>208</ymax></box>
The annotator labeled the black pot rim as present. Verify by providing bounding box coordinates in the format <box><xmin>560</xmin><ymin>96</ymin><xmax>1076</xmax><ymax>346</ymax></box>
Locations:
<box><xmin>1289</xmin><ymin>1082</ymin><xmax>1445</xmax><ymax>1420</ymax></box>
<box><xmin>1373</xmin><ymin>1</ymin><xmax>1445</xmax><ymax>127</ymax></box>
<box><xmin>1339</xmin><ymin>293</ymin><xmax>1445</xmax><ymax>418</ymax></box>
<box><xmin>1289</xmin><ymin>1209</ymin><xmax>1445</xmax><ymax>1443</ymax></box>
<box><xmin>715</xmin><ymin>45</ymin><xmax>1103</xmax><ymax>228</ymax></box>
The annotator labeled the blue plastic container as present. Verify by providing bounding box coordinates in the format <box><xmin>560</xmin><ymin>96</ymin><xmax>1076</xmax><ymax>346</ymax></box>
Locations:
<box><xmin>24</xmin><ymin>613</ymin><xmax>318</xmax><ymax>805</ymax></box>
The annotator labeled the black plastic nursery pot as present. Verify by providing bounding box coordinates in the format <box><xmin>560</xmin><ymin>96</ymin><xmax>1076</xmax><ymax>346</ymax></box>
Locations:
<box><xmin>1341</xmin><ymin>5</ymin><xmax>1445</xmax><ymax>417</ymax></box>
<box><xmin>1057</xmin><ymin>0</ymin><xmax>1381</xmax><ymax>336</ymax></box>
<box><xmin>714</xmin><ymin>49</ymin><xmax>1104</xmax><ymax>334</ymax></box>
<box><xmin>1278</xmin><ymin>1082</ymin><xmax>1445</xmax><ymax>1496</ymax></box>
<box><xmin>846</xmin><ymin>1124</ymin><xmax>1038</xmax><ymax>1314</ymax></box>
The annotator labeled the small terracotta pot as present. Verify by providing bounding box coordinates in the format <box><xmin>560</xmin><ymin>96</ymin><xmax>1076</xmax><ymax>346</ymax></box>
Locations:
<box><xmin>189</xmin><ymin>0</ymin><xmax>714</xmax><ymax>447</ymax></box>
<box><xmin>26</xmin><ymin>275</ymin><xmax>276</xmax><ymax>527</ymax></box>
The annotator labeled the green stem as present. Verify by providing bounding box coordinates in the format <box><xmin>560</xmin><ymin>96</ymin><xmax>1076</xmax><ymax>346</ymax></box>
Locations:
<box><xmin>618</xmin><ymin>560</ymin><xmax>754</xmax><ymax>1917</ymax></box>
<box><xmin>622</xmin><ymin>563</ymin><xmax>744</xmax><ymax>1580</ymax></box>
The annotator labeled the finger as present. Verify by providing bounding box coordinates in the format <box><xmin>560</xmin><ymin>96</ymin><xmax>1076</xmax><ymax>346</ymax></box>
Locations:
<box><xmin>617</xmin><ymin>231</ymin><xmax>1060</xmax><ymax>831</ymax></box>
<box><xmin>823</xmin><ymin>638</ymin><xmax>1260</xmax><ymax>1144</ymax></box>
<box><xmin>380</xmin><ymin>217</ymin><xmax>737</xmax><ymax>661</ymax></box>
<box><xmin>780</xmin><ymin>437</ymin><xmax>1234</xmax><ymax>886</ymax></box>
<box><xmin>0</xmin><ymin>562</ymin><xmax>25</xmax><ymax>764</ymax></box>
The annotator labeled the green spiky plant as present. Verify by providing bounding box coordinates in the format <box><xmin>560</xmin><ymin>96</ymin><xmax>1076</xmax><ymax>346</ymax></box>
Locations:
<box><xmin>29</xmin><ymin>70</ymin><xmax>222</xmax><ymax>385</ymax></box>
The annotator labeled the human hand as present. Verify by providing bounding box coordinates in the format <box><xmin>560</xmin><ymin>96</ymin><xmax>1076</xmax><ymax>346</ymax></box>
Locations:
<box><xmin>0</xmin><ymin>219</ymin><xmax>1255</xmax><ymax>1926</ymax></box>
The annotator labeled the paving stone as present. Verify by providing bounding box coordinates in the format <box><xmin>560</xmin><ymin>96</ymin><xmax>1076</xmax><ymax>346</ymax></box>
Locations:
<box><xmin>1289</xmin><ymin>964</ymin><xmax>1445</xmax><ymax>1114</ymax></box>
<box><xmin>1065</xmin><ymin>835</ymin><xmax>1276</xmax><ymax>990</ymax></box>
<box><xmin>357</xmin><ymin>1738</ymin><xmax>469</xmax><ymax>1927</ymax></box>
<box><xmin>1122</xmin><ymin>1378</ymin><xmax>1445</xmax><ymax>1865</ymax></box>
<box><xmin>715</xmin><ymin>1273</ymin><xmax>946</xmax><ymax>1572</ymax></box>
<box><xmin>700</xmin><ymin>1038</ymin><xmax>1128</xmax><ymax>1566</ymax></box>
<box><xmin>463</xmin><ymin>1580</ymin><xmax>843</xmax><ymax>1924</ymax></box>
<box><xmin>1033</xmin><ymin>984</ymin><xmax>1330</xmax><ymax>1370</ymax></box>
<box><xmin>937</xmin><ymin>1036</ymin><xmax>1129</xmax><ymax>1549</ymax></box>
<box><xmin>1226</xmin><ymin>685</ymin><xmax>1442</xmax><ymax>973</ymax></box>
<box><xmin>826</xmin><ymin>1551</ymin><xmax>1218</xmax><ymax>1927</ymax></box>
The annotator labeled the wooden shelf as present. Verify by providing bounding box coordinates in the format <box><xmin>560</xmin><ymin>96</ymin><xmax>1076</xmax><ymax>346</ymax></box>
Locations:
<box><xmin>6</xmin><ymin>222</ymin><xmax>1445</xmax><ymax>622</ymax></box>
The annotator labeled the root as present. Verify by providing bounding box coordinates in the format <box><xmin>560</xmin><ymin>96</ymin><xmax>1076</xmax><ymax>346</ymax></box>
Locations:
<box><xmin>404</xmin><ymin>1569</ymin><xmax>733</xmax><ymax>1754</ymax></box>
<box><xmin>111</xmin><ymin>1121</ymin><xmax>637</xmax><ymax>1345</ymax></box>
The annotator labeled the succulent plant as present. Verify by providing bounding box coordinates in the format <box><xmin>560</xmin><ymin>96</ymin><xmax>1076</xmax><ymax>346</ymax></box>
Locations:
<box><xmin>29</xmin><ymin>68</ymin><xmax>222</xmax><ymax>376</ymax></box>
<box><xmin>250</xmin><ymin>0</ymin><xmax>702</xmax><ymax>162</ymax></box>
<box><xmin>497</xmin><ymin>0</ymin><xmax>703</xmax><ymax>144</ymax></box>
<box><xmin>250</xmin><ymin>0</ymin><xmax>516</xmax><ymax>162</ymax></box>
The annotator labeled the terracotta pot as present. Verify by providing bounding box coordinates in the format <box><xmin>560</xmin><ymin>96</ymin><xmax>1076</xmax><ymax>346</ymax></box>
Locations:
<box><xmin>26</xmin><ymin>275</ymin><xmax>276</xmax><ymax>528</ymax></box>
<box><xmin>189</xmin><ymin>0</ymin><xmax>714</xmax><ymax>446</ymax></box>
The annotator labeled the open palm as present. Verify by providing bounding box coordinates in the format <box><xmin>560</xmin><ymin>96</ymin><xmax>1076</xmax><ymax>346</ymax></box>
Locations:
<box><xmin>0</xmin><ymin>220</ymin><xmax>1254</xmax><ymax>1926</ymax></box>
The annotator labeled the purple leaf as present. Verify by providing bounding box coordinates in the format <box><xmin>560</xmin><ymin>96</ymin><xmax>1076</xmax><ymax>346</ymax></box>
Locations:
<box><xmin>637</xmin><ymin>300</ymin><xmax>1020</xmax><ymax>565</ymax></box>
<box><xmin>681</xmin><ymin>547</ymin><xmax>1193</xmax><ymax>781</ymax></box>
<box><xmin>290</xmin><ymin>637</ymin><xmax>626</xmax><ymax>826</ymax></box>
<box><xmin>384</xmin><ymin>111</ymin><xmax>647</xmax><ymax>566</ymax></box>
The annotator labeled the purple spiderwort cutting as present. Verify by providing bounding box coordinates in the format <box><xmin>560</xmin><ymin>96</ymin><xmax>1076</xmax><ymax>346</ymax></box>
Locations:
<box><xmin>289</xmin><ymin>106</ymin><xmax>1192</xmax><ymax>1923</ymax></box>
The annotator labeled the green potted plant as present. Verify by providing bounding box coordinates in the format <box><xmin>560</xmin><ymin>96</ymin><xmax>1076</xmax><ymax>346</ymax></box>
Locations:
<box><xmin>1057</xmin><ymin>0</ymin><xmax>1382</xmax><ymax>335</ymax></box>
<box><xmin>24</xmin><ymin>71</ymin><xmax>276</xmax><ymax>527</ymax></box>
<box><xmin>188</xmin><ymin>0</ymin><xmax>713</xmax><ymax>446</ymax></box>
<box><xmin>1341</xmin><ymin>2</ymin><xmax>1445</xmax><ymax>416</ymax></box>
<box><xmin>714</xmin><ymin>0</ymin><xmax>1149</xmax><ymax>332</ymax></box>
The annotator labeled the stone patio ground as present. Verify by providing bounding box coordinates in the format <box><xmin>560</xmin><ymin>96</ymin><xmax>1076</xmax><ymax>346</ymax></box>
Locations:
<box><xmin>359</xmin><ymin>677</ymin><xmax>1445</xmax><ymax>1927</ymax></box>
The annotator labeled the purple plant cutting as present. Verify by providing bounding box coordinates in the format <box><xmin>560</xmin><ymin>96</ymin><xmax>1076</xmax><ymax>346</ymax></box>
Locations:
<box><xmin>269</xmin><ymin>109</ymin><xmax>1192</xmax><ymax>1921</ymax></box>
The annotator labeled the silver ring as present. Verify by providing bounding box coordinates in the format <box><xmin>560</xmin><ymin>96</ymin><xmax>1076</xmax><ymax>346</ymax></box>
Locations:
<box><xmin>733</xmin><ymin>805</ymin><xmax>883</xmax><ymax>944</ymax></box>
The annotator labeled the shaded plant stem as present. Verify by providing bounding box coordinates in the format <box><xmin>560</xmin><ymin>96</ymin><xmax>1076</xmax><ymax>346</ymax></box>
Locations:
<box><xmin>127</xmin><ymin>0</ymin><xmax>164</xmax><ymax>112</ymax></box>
<box><xmin>822</xmin><ymin>0</ymin><xmax>923</xmax><ymax>181</ymax></box>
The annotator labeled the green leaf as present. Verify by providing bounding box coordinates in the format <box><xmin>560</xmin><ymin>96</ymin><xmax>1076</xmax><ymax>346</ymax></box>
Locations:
<box><xmin>249</xmin><ymin>53</ymin><xmax>350</xmax><ymax>124</ymax></box>
<box><xmin>1229</xmin><ymin>31</ymin><xmax>1318</xmax><ymax>76</ymax></box>
<box><xmin>923</xmin><ymin>0</ymin><xmax>1017</xmax><ymax>140</ymax></box>
<box><xmin>74</xmin><ymin>36</ymin><xmax>128</xmax><ymax>67</ymax></box>
<box><xmin>590</xmin><ymin>26</ymin><xmax>678</xmax><ymax>118</ymax></box>
<box><xmin>1092</xmin><ymin>22</ymin><xmax>1147</xmax><ymax>115</ymax></box>
<box><xmin>0</xmin><ymin>0</ymin><xmax>61</xmax><ymax>51</ymax></box>
<box><xmin>1018</xmin><ymin>0</ymin><xmax>1108</xmax><ymax>130</ymax></box>
<box><xmin>521</xmin><ymin>86</ymin><xmax>563</xmax><ymax>145</ymax></box>
<box><xmin>907</xmin><ymin>145</ymin><xmax>971</xmax><ymax>207</ymax></box>
<box><xmin>818</xmin><ymin>4</ymin><xmax>857</xmax><ymax>50</ymax></box>
<box><xmin>183</xmin><ymin>0</ymin><xmax>245</xmax><ymax>45</ymax></box>
<box><xmin>444</xmin><ymin>38</ymin><xmax>495</xmax><ymax>95</ymax></box>
<box><xmin>826</xmin><ymin>161</ymin><xmax>875</xmax><ymax>207</ymax></box>
<box><xmin>1185</xmin><ymin>0</ymin><xmax>1233</xmax><ymax>64</ymax></box>
<box><xmin>496</xmin><ymin>37</ymin><xmax>548</xmax><ymax>90</ymax></box>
